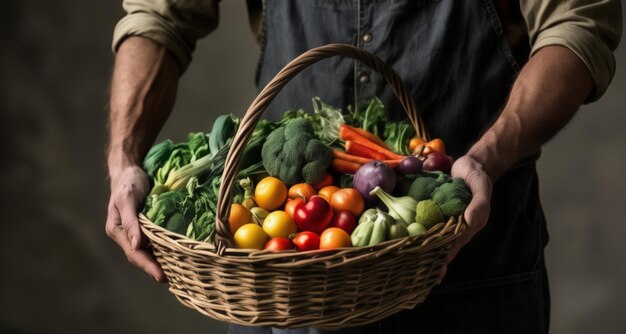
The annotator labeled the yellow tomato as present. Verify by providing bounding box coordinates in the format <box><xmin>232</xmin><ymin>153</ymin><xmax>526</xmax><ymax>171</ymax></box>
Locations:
<box><xmin>255</xmin><ymin>176</ymin><xmax>288</xmax><ymax>211</ymax></box>
<box><xmin>318</xmin><ymin>186</ymin><xmax>340</xmax><ymax>202</ymax></box>
<box><xmin>263</xmin><ymin>210</ymin><xmax>298</xmax><ymax>238</ymax></box>
<box><xmin>229</xmin><ymin>203</ymin><xmax>252</xmax><ymax>234</ymax></box>
<box><xmin>234</xmin><ymin>223</ymin><xmax>269</xmax><ymax>250</ymax></box>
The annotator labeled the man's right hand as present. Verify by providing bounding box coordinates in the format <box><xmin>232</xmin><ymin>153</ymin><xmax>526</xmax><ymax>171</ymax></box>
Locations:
<box><xmin>106</xmin><ymin>165</ymin><xmax>165</xmax><ymax>282</ymax></box>
<box><xmin>106</xmin><ymin>37</ymin><xmax>180</xmax><ymax>283</ymax></box>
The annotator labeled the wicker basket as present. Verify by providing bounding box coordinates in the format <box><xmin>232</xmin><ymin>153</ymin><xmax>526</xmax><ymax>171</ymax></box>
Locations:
<box><xmin>139</xmin><ymin>43</ymin><xmax>465</xmax><ymax>330</ymax></box>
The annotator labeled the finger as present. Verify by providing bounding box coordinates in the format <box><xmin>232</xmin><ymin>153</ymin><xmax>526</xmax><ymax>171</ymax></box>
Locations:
<box><xmin>106</xmin><ymin>217</ymin><xmax>166</xmax><ymax>283</ymax></box>
<box><xmin>444</xmin><ymin>196</ymin><xmax>490</xmax><ymax>264</ymax></box>
<box><xmin>445</xmin><ymin>241</ymin><xmax>463</xmax><ymax>264</ymax></box>
<box><xmin>436</xmin><ymin>264</ymin><xmax>447</xmax><ymax>285</ymax></box>
<box><xmin>118</xmin><ymin>195</ymin><xmax>143</xmax><ymax>250</ymax></box>
<box><xmin>463</xmin><ymin>194</ymin><xmax>490</xmax><ymax>235</ymax></box>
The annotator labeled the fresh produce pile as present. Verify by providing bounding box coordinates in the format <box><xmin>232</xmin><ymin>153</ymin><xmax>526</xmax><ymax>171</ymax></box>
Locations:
<box><xmin>142</xmin><ymin>97</ymin><xmax>471</xmax><ymax>251</ymax></box>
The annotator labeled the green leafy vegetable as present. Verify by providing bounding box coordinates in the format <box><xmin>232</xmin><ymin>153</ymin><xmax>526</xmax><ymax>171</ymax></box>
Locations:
<box><xmin>279</xmin><ymin>97</ymin><xmax>345</xmax><ymax>147</ymax></box>
<box><xmin>209</xmin><ymin>114</ymin><xmax>238</xmax><ymax>156</ymax></box>
<box><xmin>155</xmin><ymin>144</ymin><xmax>192</xmax><ymax>186</ymax></box>
<box><xmin>346</xmin><ymin>97</ymin><xmax>387</xmax><ymax>137</ymax></box>
<box><xmin>240</xmin><ymin>119</ymin><xmax>279</xmax><ymax>170</ymax></box>
<box><xmin>164</xmin><ymin>139</ymin><xmax>231</xmax><ymax>191</ymax></box>
<box><xmin>145</xmin><ymin>190</ymin><xmax>194</xmax><ymax>235</ymax></box>
<box><xmin>187</xmin><ymin>132</ymin><xmax>210</xmax><ymax>162</ymax></box>
<box><xmin>143</xmin><ymin>139</ymin><xmax>174</xmax><ymax>179</ymax></box>
<box><xmin>310</xmin><ymin>97</ymin><xmax>345</xmax><ymax>146</ymax></box>
<box><xmin>384</xmin><ymin>120</ymin><xmax>416</xmax><ymax>155</ymax></box>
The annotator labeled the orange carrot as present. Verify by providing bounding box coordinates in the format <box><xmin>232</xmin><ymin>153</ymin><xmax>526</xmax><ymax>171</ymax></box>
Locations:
<box><xmin>333</xmin><ymin>150</ymin><xmax>372</xmax><ymax>164</ymax></box>
<box><xmin>339</xmin><ymin>126</ymin><xmax>406</xmax><ymax>160</ymax></box>
<box><xmin>341</xmin><ymin>124</ymin><xmax>388</xmax><ymax>148</ymax></box>
<box><xmin>334</xmin><ymin>149</ymin><xmax>404</xmax><ymax>167</ymax></box>
<box><xmin>331</xmin><ymin>159</ymin><xmax>362</xmax><ymax>174</ymax></box>
<box><xmin>345</xmin><ymin>141</ymin><xmax>387</xmax><ymax>160</ymax></box>
<box><xmin>339</xmin><ymin>125</ymin><xmax>375</xmax><ymax>147</ymax></box>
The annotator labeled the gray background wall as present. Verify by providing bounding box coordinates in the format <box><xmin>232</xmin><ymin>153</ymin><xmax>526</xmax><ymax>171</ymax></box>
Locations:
<box><xmin>1</xmin><ymin>1</ymin><xmax>624</xmax><ymax>333</ymax></box>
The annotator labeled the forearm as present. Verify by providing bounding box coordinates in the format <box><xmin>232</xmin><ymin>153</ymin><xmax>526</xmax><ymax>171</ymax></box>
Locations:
<box><xmin>108</xmin><ymin>36</ymin><xmax>180</xmax><ymax>176</ymax></box>
<box><xmin>467</xmin><ymin>46</ymin><xmax>594</xmax><ymax>180</ymax></box>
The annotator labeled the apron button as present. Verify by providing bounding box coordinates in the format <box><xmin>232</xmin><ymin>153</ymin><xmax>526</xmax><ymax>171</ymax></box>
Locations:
<box><xmin>362</xmin><ymin>33</ymin><xmax>372</xmax><ymax>43</ymax></box>
<box><xmin>359</xmin><ymin>74</ymin><xmax>370</xmax><ymax>84</ymax></box>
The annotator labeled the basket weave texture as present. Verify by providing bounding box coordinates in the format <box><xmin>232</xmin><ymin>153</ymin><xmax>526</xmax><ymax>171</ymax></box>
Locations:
<box><xmin>139</xmin><ymin>44</ymin><xmax>465</xmax><ymax>330</ymax></box>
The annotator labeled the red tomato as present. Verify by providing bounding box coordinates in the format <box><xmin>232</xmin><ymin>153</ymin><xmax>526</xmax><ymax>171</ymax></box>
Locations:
<box><xmin>328</xmin><ymin>210</ymin><xmax>358</xmax><ymax>234</ymax></box>
<box><xmin>291</xmin><ymin>231</ymin><xmax>320</xmax><ymax>251</ymax></box>
<box><xmin>264</xmin><ymin>237</ymin><xmax>295</xmax><ymax>251</ymax></box>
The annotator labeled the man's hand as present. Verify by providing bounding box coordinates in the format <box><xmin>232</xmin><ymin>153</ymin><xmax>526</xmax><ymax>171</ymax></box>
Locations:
<box><xmin>437</xmin><ymin>156</ymin><xmax>492</xmax><ymax>284</ymax></box>
<box><xmin>106</xmin><ymin>36</ymin><xmax>179</xmax><ymax>282</ymax></box>
<box><xmin>106</xmin><ymin>166</ymin><xmax>165</xmax><ymax>282</ymax></box>
<box><xmin>435</xmin><ymin>46</ymin><xmax>594</xmax><ymax>284</ymax></box>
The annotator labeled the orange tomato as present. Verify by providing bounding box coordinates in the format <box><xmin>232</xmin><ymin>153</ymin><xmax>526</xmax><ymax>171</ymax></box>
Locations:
<box><xmin>284</xmin><ymin>198</ymin><xmax>305</xmax><ymax>219</ymax></box>
<box><xmin>318</xmin><ymin>186</ymin><xmax>340</xmax><ymax>202</ymax></box>
<box><xmin>229</xmin><ymin>203</ymin><xmax>252</xmax><ymax>234</ymax></box>
<box><xmin>319</xmin><ymin>227</ymin><xmax>352</xmax><ymax>249</ymax></box>
<box><xmin>423</xmin><ymin>138</ymin><xmax>446</xmax><ymax>155</ymax></box>
<box><xmin>409</xmin><ymin>137</ymin><xmax>427</xmax><ymax>152</ymax></box>
<box><xmin>288</xmin><ymin>183</ymin><xmax>317</xmax><ymax>201</ymax></box>
<box><xmin>312</xmin><ymin>173</ymin><xmax>333</xmax><ymax>190</ymax></box>
<box><xmin>255</xmin><ymin>176</ymin><xmax>288</xmax><ymax>211</ymax></box>
<box><xmin>330</xmin><ymin>188</ymin><xmax>365</xmax><ymax>216</ymax></box>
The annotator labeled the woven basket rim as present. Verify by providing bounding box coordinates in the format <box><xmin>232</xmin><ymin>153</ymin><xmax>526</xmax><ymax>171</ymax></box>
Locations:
<box><xmin>139</xmin><ymin>213</ymin><xmax>464</xmax><ymax>267</ymax></box>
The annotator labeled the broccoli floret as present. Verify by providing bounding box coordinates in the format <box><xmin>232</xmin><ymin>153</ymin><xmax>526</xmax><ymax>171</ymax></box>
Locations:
<box><xmin>284</xmin><ymin>118</ymin><xmax>314</xmax><ymax>138</ymax></box>
<box><xmin>408</xmin><ymin>171</ymin><xmax>450</xmax><ymax>202</ymax></box>
<box><xmin>302</xmin><ymin>139</ymin><xmax>333</xmax><ymax>183</ymax></box>
<box><xmin>431</xmin><ymin>178</ymin><xmax>472</xmax><ymax>217</ymax></box>
<box><xmin>145</xmin><ymin>190</ymin><xmax>194</xmax><ymax>235</ymax></box>
<box><xmin>261</xmin><ymin>119</ymin><xmax>333</xmax><ymax>185</ymax></box>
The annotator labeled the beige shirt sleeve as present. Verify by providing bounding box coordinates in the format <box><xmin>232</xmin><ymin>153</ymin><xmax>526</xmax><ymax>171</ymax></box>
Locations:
<box><xmin>112</xmin><ymin>0</ymin><xmax>220</xmax><ymax>72</ymax></box>
<box><xmin>522</xmin><ymin>0</ymin><xmax>623</xmax><ymax>102</ymax></box>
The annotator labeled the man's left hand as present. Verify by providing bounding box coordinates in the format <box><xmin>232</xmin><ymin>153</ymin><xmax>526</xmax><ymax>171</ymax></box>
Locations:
<box><xmin>436</xmin><ymin>155</ymin><xmax>492</xmax><ymax>284</ymax></box>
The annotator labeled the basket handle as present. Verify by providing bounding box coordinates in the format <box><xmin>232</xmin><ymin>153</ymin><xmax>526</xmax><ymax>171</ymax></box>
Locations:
<box><xmin>214</xmin><ymin>43</ymin><xmax>427</xmax><ymax>254</ymax></box>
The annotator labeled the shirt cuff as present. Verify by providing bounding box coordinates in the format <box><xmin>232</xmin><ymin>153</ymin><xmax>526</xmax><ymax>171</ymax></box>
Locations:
<box><xmin>112</xmin><ymin>12</ymin><xmax>193</xmax><ymax>72</ymax></box>
<box><xmin>531</xmin><ymin>25</ymin><xmax>616</xmax><ymax>103</ymax></box>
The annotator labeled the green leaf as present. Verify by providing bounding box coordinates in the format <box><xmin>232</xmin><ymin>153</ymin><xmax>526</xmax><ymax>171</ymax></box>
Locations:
<box><xmin>383</xmin><ymin>120</ymin><xmax>416</xmax><ymax>155</ymax></box>
<box><xmin>311</xmin><ymin>97</ymin><xmax>345</xmax><ymax>146</ymax></box>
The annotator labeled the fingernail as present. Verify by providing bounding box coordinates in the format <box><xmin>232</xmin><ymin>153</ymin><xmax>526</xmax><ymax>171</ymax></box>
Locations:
<box><xmin>131</xmin><ymin>236</ymin><xmax>139</xmax><ymax>249</ymax></box>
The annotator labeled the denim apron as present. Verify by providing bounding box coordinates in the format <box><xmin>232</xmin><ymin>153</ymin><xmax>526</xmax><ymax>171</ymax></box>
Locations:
<box><xmin>230</xmin><ymin>0</ymin><xmax>550</xmax><ymax>333</ymax></box>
